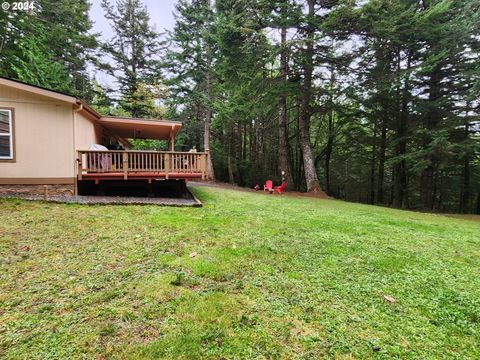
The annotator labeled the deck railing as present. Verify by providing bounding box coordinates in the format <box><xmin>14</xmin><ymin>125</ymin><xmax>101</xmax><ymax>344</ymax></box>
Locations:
<box><xmin>77</xmin><ymin>150</ymin><xmax>208</xmax><ymax>180</ymax></box>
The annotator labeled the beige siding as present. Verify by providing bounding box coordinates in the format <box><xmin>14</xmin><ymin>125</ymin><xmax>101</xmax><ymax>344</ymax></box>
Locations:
<box><xmin>0</xmin><ymin>85</ymin><xmax>75</xmax><ymax>179</ymax></box>
<box><xmin>74</xmin><ymin>111</ymin><xmax>102</xmax><ymax>152</ymax></box>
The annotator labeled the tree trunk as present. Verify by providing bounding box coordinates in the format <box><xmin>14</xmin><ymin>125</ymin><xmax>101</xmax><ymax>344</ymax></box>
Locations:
<box><xmin>393</xmin><ymin>52</ymin><xmax>410</xmax><ymax>208</ymax></box>
<box><xmin>433</xmin><ymin>169</ymin><xmax>444</xmax><ymax>211</ymax></box>
<box><xmin>325</xmin><ymin>68</ymin><xmax>335</xmax><ymax>196</ymax></box>
<box><xmin>393</xmin><ymin>107</ymin><xmax>407</xmax><ymax>208</ymax></box>
<box><xmin>227</xmin><ymin>135</ymin><xmax>234</xmax><ymax>184</ymax></box>
<box><xmin>420</xmin><ymin>165</ymin><xmax>435</xmax><ymax>209</ymax></box>
<box><xmin>377</xmin><ymin>118</ymin><xmax>387</xmax><ymax>203</ymax></box>
<box><xmin>242</xmin><ymin>121</ymin><xmax>248</xmax><ymax>161</ymax></box>
<box><xmin>369</xmin><ymin>120</ymin><xmax>378</xmax><ymax>204</ymax></box>
<box><xmin>325</xmin><ymin>112</ymin><xmax>334</xmax><ymax>195</ymax></box>
<box><xmin>204</xmin><ymin>70</ymin><xmax>215</xmax><ymax>180</ymax></box>
<box><xmin>204</xmin><ymin>0</ymin><xmax>215</xmax><ymax>180</ymax></box>
<box><xmin>420</xmin><ymin>65</ymin><xmax>441</xmax><ymax>210</ymax></box>
<box><xmin>298</xmin><ymin>0</ymin><xmax>321</xmax><ymax>193</ymax></box>
<box><xmin>294</xmin><ymin>117</ymin><xmax>303</xmax><ymax>188</ymax></box>
<box><xmin>476</xmin><ymin>190</ymin><xmax>480</xmax><ymax>215</ymax></box>
<box><xmin>278</xmin><ymin>22</ymin><xmax>295</xmax><ymax>191</ymax></box>
<box><xmin>459</xmin><ymin>120</ymin><xmax>471</xmax><ymax>213</ymax></box>
<box><xmin>235</xmin><ymin>123</ymin><xmax>243</xmax><ymax>185</ymax></box>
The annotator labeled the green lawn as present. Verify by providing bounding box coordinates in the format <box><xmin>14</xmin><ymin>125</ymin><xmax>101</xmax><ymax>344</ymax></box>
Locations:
<box><xmin>0</xmin><ymin>187</ymin><xmax>479</xmax><ymax>359</ymax></box>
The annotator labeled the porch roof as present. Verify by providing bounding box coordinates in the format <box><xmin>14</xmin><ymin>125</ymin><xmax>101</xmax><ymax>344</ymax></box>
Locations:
<box><xmin>97</xmin><ymin>116</ymin><xmax>182</xmax><ymax>141</ymax></box>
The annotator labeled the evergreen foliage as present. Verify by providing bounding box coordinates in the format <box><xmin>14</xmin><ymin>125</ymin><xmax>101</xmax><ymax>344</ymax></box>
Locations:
<box><xmin>0</xmin><ymin>0</ymin><xmax>97</xmax><ymax>98</ymax></box>
<box><xmin>101</xmin><ymin>0</ymin><xmax>162</xmax><ymax>117</ymax></box>
<box><xmin>167</xmin><ymin>0</ymin><xmax>479</xmax><ymax>212</ymax></box>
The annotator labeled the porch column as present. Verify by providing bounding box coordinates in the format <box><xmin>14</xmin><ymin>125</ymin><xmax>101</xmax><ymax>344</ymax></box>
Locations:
<box><xmin>168</xmin><ymin>125</ymin><xmax>175</xmax><ymax>151</ymax></box>
<box><xmin>168</xmin><ymin>136</ymin><xmax>175</xmax><ymax>151</ymax></box>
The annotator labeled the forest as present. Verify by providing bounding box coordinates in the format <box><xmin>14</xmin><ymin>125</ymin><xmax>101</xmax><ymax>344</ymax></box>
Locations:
<box><xmin>0</xmin><ymin>0</ymin><xmax>479</xmax><ymax>213</ymax></box>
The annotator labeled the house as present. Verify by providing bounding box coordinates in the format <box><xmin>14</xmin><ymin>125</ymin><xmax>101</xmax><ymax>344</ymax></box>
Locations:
<box><xmin>0</xmin><ymin>76</ymin><xmax>209</xmax><ymax>196</ymax></box>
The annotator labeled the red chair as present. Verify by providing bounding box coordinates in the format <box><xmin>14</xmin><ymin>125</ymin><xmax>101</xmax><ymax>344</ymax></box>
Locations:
<box><xmin>274</xmin><ymin>181</ymin><xmax>287</xmax><ymax>194</ymax></box>
<box><xmin>263</xmin><ymin>180</ymin><xmax>273</xmax><ymax>192</ymax></box>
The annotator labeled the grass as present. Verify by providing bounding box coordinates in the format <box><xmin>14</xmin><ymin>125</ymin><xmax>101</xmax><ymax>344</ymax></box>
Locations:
<box><xmin>0</xmin><ymin>186</ymin><xmax>479</xmax><ymax>359</ymax></box>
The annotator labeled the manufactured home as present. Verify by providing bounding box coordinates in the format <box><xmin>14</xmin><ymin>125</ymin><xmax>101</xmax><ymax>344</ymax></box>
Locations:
<box><xmin>0</xmin><ymin>77</ymin><xmax>209</xmax><ymax>196</ymax></box>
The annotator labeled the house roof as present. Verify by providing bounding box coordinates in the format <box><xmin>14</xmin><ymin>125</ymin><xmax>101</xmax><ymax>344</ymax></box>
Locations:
<box><xmin>0</xmin><ymin>76</ymin><xmax>182</xmax><ymax>141</ymax></box>
<box><xmin>0</xmin><ymin>76</ymin><xmax>77</xmax><ymax>104</ymax></box>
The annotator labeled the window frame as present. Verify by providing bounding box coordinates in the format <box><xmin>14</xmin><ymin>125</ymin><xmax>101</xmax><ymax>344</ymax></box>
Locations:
<box><xmin>0</xmin><ymin>108</ymin><xmax>15</xmax><ymax>162</ymax></box>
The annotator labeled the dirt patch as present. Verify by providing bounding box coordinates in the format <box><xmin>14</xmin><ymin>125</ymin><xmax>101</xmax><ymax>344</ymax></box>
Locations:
<box><xmin>441</xmin><ymin>214</ymin><xmax>480</xmax><ymax>222</ymax></box>
<box><xmin>189</xmin><ymin>181</ymin><xmax>332</xmax><ymax>199</ymax></box>
<box><xmin>283</xmin><ymin>190</ymin><xmax>331</xmax><ymax>199</ymax></box>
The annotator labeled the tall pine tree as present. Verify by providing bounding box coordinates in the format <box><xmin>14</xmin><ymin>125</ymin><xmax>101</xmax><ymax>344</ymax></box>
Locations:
<box><xmin>165</xmin><ymin>0</ymin><xmax>216</xmax><ymax>179</ymax></box>
<box><xmin>102</xmin><ymin>0</ymin><xmax>161</xmax><ymax>117</ymax></box>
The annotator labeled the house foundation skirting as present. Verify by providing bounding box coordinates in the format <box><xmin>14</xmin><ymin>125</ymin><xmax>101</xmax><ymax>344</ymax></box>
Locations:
<box><xmin>0</xmin><ymin>184</ymin><xmax>75</xmax><ymax>196</ymax></box>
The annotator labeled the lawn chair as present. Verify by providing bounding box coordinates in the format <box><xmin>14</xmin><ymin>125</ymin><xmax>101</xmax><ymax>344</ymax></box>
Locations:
<box><xmin>274</xmin><ymin>181</ymin><xmax>287</xmax><ymax>194</ymax></box>
<box><xmin>263</xmin><ymin>180</ymin><xmax>273</xmax><ymax>192</ymax></box>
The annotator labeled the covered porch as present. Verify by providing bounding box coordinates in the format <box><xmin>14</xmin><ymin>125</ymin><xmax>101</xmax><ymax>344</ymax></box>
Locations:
<box><xmin>76</xmin><ymin>116</ymin><xmax>209</xmax><ymax>183</ymax></box>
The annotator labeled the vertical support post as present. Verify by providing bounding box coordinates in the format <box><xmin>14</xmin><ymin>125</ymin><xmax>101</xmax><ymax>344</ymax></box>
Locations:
<box><xmin>147</xmin><ymin>179</ymin><xmax>154</xmax><ymax>197</ymax></box>
<box><xmin>123</xmin><ymin>152</ymin><xmax>128</xmax><ymax>180</ymax></box>
<box><xmin>77</xmin><ymin>152</ymin><xmax>83</xmax><ymax>181</ymax></box>
<box><xmin>203</xmin><ymin>149</ymin><xmax>209</xmax><ymax>180</ymax></box>
<box><xmin>165</xmin><ymin>153</ymin><xmax>170</xmax><ymax>180</ymax></box>
<box><xmin>168</xmin><ymin>125</ymin><xmax>175</xmax><ymax>152</ymax></box>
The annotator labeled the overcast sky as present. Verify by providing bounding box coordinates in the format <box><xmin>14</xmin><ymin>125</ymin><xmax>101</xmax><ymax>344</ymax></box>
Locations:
<box><xmin>89</xmin><ymin>0</ymin><xmax>177</xmax><ymax>86</ymax></box>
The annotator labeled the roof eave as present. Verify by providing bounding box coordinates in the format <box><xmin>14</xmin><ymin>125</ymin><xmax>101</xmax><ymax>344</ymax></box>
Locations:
<box><xmin>0</xmin><ymin>77</ymin><xmax>77</xmax><ymax>104</ymax></box>
<box><xmin>100</xmin><ymin>115</ymin><xmax>182</xmax><ymax>126</ymax></box>
<box><xmin>76</xmin><ymin>99</ymin><xmax>102</xmax><ymax>119</ymax></box>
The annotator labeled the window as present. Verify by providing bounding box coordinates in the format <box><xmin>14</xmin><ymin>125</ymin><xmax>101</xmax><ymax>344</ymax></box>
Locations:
<box><xmin>0</xmin><ymin>109</ymin><xmax>14</xmax><ymax>160</ymax></box>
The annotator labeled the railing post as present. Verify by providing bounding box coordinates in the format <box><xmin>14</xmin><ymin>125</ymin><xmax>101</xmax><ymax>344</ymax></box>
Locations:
<box><xmin>123</xmin><ymin>152</ymin><xmax>128</xmax><ymax>180</ymax></box>
<box><xmin>77</xmin><ymin>151</ymin><xmax>83</xmax><ymax>181</ymax></box>
<box><xmin>165</xmin><ymin>153</ymin><xmax>170</xmax><ymax>180</ymax></box>
<box><xmin>203</xmin><ymin>149</ymin><xmax>209</xmax><ymax>180</ymax></box>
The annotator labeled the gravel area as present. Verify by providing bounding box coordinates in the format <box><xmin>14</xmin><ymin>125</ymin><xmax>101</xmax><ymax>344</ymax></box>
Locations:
<box><xmin>0</xmin><ymin>190</ymin><xmax>202</xmax><ymax>207</ymax></box>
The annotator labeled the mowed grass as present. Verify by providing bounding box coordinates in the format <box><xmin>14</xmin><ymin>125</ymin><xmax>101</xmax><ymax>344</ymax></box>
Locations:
<box><xmin>0</xmin><ymin>187</ymin><xmax>479</xmax><ymax>359</ymax></box>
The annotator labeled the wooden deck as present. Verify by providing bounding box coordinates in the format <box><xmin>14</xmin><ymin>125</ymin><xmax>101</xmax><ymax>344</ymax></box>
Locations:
<box><xmin>77</xmin><ymin>150</ymin><xmax>208</xmax><ymax>181</ymax></box>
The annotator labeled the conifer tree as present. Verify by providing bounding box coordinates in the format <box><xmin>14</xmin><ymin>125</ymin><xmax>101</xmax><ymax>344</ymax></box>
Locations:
<box><xmin>271</xmin><ymin>0</ymin><xmax>299</xmax><ymax>191</ymax></box>
<box><xmin>102</xmin><ymin>0</ymin><xmax>161</xmax><ymax>117</ymax></box>
<box><xmin>165</xmin><ymin>0</ymin><xmax>216</xmax><ymax>179</ymax></box>
<box><xmin>37</xmin><ymin>0</ymin><xmax>98</xmax><ymax>100</ymax></box>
